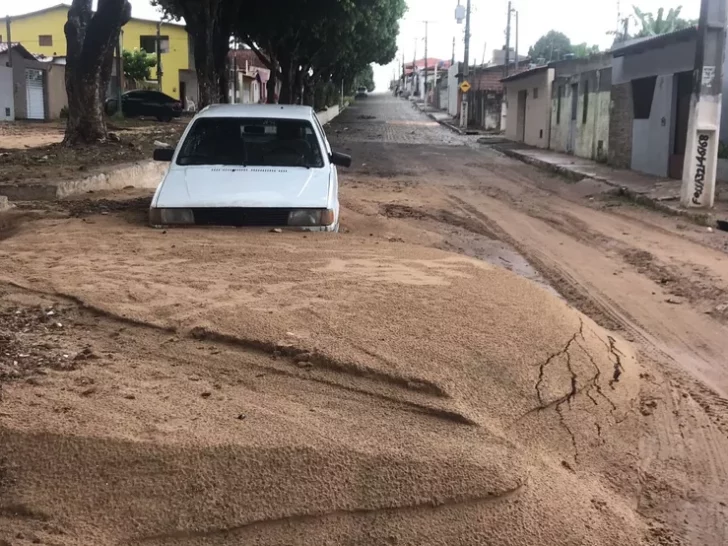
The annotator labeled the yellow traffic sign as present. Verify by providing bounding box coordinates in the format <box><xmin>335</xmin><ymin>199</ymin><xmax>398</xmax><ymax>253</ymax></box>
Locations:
<box><xmin>459</xmin><ymin>81</ymin><xmax>471</xmax><ymax>93</ymax></box>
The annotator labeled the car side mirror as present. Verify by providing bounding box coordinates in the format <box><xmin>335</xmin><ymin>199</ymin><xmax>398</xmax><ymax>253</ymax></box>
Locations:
<box><xmin>330</xmin><ymin>151</ymin><xmax>352</xmax><ymax>168</ymax></box>
<box><xmin>153</xmin><ymin>148</ymin><xmax>174</xmax><ymax>162</ymax></box>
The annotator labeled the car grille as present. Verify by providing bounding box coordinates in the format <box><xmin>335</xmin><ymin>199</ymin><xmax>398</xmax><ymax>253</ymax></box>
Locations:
<box><xmin>191</xmin><ymin>208</ymin><xmax>292</xmax><ymax>227</ymax></box>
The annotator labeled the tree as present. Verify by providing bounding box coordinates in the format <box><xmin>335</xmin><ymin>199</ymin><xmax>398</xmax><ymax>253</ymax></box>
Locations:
<box><xmin>353</xmin><ymin>65</ymin><xmax>375</xmax><ymax>92</ymax></box>
<box><xmin>237</xmin><ymin>0</ymin><xmax>405</xmax><ymax>105</ymax></box>
<box><xmin>527</xmin><ymin>31</ymin><xmax>572</xmax><ymax>63</ymax></box>
<box><xmin>633</xmin><ymin>5</ymin><xmax>696</xmax><ymax>37</ymax></box>
<box><xmin>152</xmin><ymin>0</ymin><xmax>240</xmax><ymax>107</ymax></box>
<box><xmin>122</xmin><ymin>49</ymin><xmax>156</xmax><ymax>84</ymax></box>
<box><xmin>63</xmin><ymin>0</ymin><xmax>131</xmax><ymax>145</ymax></box>
<box><xmin>572</xmin><ymin>43</ymin><xmax>600</xmax><ymax>58</ymax></box>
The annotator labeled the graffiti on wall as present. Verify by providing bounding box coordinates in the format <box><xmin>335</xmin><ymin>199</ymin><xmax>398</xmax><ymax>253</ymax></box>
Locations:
<box><xmin>692</xmin><ymin>132</ymin><xmax>710</xmax><ymax>205</ymax></box>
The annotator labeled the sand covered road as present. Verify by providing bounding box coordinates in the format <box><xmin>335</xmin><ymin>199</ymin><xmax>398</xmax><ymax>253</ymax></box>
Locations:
<box><xmin>0</xmin><ymin>214</ymin><xmax>650</xmax><ymax>545</ymax></box>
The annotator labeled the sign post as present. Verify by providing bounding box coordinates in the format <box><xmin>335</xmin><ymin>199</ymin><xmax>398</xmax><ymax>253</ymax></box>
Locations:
<box><xmin>681</xmin><ymin>0</ymin><xmax>727</xmax><ymax>208</ymax></box>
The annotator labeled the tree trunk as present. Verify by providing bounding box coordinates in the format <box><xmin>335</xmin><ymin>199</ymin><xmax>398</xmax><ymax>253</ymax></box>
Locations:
<box><xmin>63</xmin><ymin>0</ymin><xmax>131</xmax><ymax>145</ymax></box>
<box><xmin>266</xmin><ymin>70</ymin><xmax>279</xmax><ymax>104</ymax></box>
<box><xmin>187</xmin><ymin>1</ymin><xmax>233</xmax><ymax>108</ymax></box>
<box><xmin>278</xmin><ymin>54</ymin><xmax>294</xmax><ymax>104</ymax></box>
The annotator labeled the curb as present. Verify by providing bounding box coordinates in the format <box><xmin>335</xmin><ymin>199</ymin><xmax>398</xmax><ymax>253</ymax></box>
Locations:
<box><xmin>0</xmin><ymin>160</ymin><xmax>167</xmax><ymax>201</ymax></box>
<box><xmin>498</xmin><ymin>146</ymin><xmax>715</xmax><ymax>225</ymax></box>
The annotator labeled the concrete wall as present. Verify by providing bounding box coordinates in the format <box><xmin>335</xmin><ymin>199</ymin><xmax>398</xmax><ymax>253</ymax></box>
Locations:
<box><xmin>504</xmin><ymin>69</ymin><xmax>554</xmax><ymax>148</ymax></box>
<box><xmin>1</xmin><ymin>51</ymin><xmax>51</xmax><ymax>120</ymax></box>
<box><xmin>316</xmin><ymin>104</ymin><xmax>341</xmax><ymax>125</ymax></box>
<box><xmin>447</xmin><ymin>64</ymin><xmax>459</xmax><ymax>117</ymax></box>
<box><xmin>631</xmin><ymin>74</ymin><xmax>675</xmax><ymax>177</ymax></box>
<box><xmin>550</xmin><ymin>82</ymin><xmax>570</xmax><ymax>153</ymax></box>
<box><xmin>550</xmin><ymin>69</ymin><xmax>610</xmax><ymax>161</ymax></box>
<box><xmin>612</xmin><ymin>39</ymin><xmax>695</xmax><ymax>85</ymax></box>
<box><xmin>0</xmin><ymin>65</ymin><xmax>14</xmax><ymax>121</ymax></box>
<box><xmin>46</xmin><ymin>64</ymin><xmax>67</xmax><ymax>119</ymax></box>
<box><xmin>609</xmin><ymin>82</ymin><xmax>634</xmax><ymax>168</ymax></box>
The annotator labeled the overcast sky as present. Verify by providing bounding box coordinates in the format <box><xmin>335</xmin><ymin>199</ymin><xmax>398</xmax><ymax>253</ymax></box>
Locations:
<box><xmin>2</xmin><ymin>0</ymin><xmax>700</xmax><ymax>90</ymax></box>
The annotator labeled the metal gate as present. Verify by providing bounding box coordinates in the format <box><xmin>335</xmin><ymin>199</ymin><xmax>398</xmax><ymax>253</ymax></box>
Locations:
<box><xmin>25</xmin><ymin>69</ymin><xmax>45</xmax><ymax>120</ymax></box>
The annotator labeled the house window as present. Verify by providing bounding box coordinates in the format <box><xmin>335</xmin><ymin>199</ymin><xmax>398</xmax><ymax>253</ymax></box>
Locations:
<box><xmin>556</xmin><ymin>85</ymin><xmax>563</xmax><ymax>124</ymax></box>
<box><xmin>533</xmin><ymin>87</ymin><xmax>539</xmax><ymax>99</ymax></box>
<box><xmin>140</xmin><ymin>35</ymin><xmax>169</xmax><ymax>54</ymax></box>
<box><xmin>39</xmin><ymin>35</ymin><xmax>53</xmax><ymax>47</ymax></box>
<box><xmin>582</xmin><ymin>81</ymin><xmax>589</xmax><ymax>124</ymax></box>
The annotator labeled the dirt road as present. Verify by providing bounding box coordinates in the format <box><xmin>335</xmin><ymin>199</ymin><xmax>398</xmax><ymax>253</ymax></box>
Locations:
<box><xmin>1</xmin><ymin>96</ymin><xmax>727</xmax><ymax>545</ymax></box>
<box><xmin>331</xmin><ymin>95</ymin><xmax>728</xmax><ymax>543</ymax></box>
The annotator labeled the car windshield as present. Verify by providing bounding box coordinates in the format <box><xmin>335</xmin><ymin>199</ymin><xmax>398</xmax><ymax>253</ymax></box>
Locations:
<box><xmin>176</xmin><ymin>117</ymin><xmax>324</xmax><ymax>168</ymax></box>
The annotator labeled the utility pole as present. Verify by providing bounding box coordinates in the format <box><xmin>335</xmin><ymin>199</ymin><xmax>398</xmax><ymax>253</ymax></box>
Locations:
<box><xmin>413</xmin><ymin>37</ymin><xmax>417</xmax><ymax>95</ymax></box>
<box><xmin>232</xmin><ymin>55</ymin><xmax>237</xmax><ymax>104</ymax></box>
<box><xmin>680</xmin><ymin>0</ymin><xmax>727</xmax><ymax>208</ymax></box>
<box><xmin>514</xmin><ymin>10</ymin><xmax>519</xmax><ymax>70</ymax></box>
<box><xmin>504</xmin><ymin>1</ymin><xmax>512</xmax><ymax>76</ymax></box>
<box><xmin>156</xmin><ymin>21</ymin><xmax>163</xmax><ymax>93</ymax></box>
<box><xmin>5</xmin><ymin>16</ymin><xmax>12</xmax><ymax>68</ymax></box>
<box><xmin>452</xmin><ymin>36</ymin><xmax>456</xmax><ymax>64</ymax></box>
<box><xmin>424</xmin><ymin>21</ymin><xmax>429</xmax><ymax>104</ymax></box>
<box><xmin>459</xmin><ymin>0</ymin><xmax>471</xmax><ymax>129</ymax></box>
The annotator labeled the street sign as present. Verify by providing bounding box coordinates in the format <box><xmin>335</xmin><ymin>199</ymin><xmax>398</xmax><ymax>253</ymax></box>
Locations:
<box><xmin>459</xmin><ymin>81</ymin><xmax>471</xmax><ymax>93</ymax></box>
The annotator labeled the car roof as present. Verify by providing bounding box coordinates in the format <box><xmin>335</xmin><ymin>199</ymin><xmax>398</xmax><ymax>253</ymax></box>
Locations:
<box><xmin>195</xmin><ymin>104</ymin><xmax>316</xmax><ymax>121</ymax></box>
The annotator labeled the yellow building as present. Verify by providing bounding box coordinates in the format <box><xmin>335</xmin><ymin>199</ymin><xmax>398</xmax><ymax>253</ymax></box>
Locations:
<box><xmin>1</xmin><ymin>3</ymin><xmax>193</xmax><ymax>100</ymax></box>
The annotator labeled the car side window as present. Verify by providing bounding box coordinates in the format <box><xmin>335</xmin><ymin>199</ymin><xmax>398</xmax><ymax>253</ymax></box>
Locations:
<box><xmin>313</xmin><ymin>116</ymin><xmax>331</xmax><ymax>155</ymax></box>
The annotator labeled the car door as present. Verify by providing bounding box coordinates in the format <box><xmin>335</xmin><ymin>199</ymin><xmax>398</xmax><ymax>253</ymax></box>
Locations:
<box><xmin>122</xmin><ymin>91</ymin><xmax>147</xmax><ymax>117</ymax></box>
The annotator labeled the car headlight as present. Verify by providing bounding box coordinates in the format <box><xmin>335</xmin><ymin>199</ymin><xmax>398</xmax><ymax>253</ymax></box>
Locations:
<box><xmin>288</xmin><ymin>209</ymin><xmax>335</xmax><ymax>226</ymax></box>
<box><xmin>149</xmin><ymin>208</ymin><xmax>195</xmax><ymax>226</ymax></box>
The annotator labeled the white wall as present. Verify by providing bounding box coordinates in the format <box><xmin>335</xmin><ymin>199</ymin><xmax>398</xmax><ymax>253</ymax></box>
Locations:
<box><xmin>504</xmin><ymin>69</ymin><xmax>554</xmax><ymax>148</ymax></box>
<box><xmin>0</xmin><ymin>64</ymin><xmax>14</xmax><ymax>121</ymax></box>
<box><xmin>447</xmin><ymin>64</ymin><xmax>459</xmax><ymax>117</ymax></box>
<box><xmin>631</xmin><ymin>74</ymin><xmax>675</xmax><ymax>177</ymax></box>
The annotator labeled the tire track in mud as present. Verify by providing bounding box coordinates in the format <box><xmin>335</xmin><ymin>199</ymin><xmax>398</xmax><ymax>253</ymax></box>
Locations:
<box><xmin>0</xmin><ymin>280</ymin><xmax>478</xmax><ymax>428</ymax></box>
<box><xmin>378</xmin><ymin>188</ymin><xmax>728</xmax><ymax>444</ymax></box>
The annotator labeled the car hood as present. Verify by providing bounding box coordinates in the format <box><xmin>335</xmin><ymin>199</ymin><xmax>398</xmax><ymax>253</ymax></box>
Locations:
<box><xmin>155</xmin><ymin>166</ymin><xmax>332</xmax><ymax>208</ymax></box>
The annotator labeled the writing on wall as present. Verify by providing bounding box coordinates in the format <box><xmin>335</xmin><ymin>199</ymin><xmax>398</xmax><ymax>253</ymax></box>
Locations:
<box><xmin>692</xmin><ymin>132</ymin><xmax>710</xmax><ymax>205</ymax></box>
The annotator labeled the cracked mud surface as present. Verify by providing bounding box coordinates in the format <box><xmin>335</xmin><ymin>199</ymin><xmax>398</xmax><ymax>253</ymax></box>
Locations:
<box><xmin>2</xmin><ymin>95</ymin><xmax>728</xmax><ymax>545</ymax></box>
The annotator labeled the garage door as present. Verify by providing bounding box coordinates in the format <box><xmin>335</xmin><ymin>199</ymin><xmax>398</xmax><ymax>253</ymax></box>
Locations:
<box><xmin>25</xmin><ymin>69</ymin><xmax>45</xmax><ymax>120</ymax></box>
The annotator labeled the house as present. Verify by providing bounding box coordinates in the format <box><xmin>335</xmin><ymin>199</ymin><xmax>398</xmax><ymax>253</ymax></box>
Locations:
<box><xmin>227</xmin><ymin>49</ymin><xmax>272</xmax><ymax>104</ymax></box>
<box><xmin>0</xmin><ymin>42</ymin><xmax>66</xmax><ymax>121</ymax></box>
<box><xmin>549</xmin><ymin>54</ymin><xmax>612</xmax><ymax>161</ymax></box>
<box><xmin>502</xmin><ymin>65</ymin><xmax>555</xmax><ymax>148</ymax></box>
<box><xmin>609</xmin><ymin>28</ymin><xmax>696</xmax><ymax>179</ymax></box>
<box><xmin>1</xmin><ymin>4</ymin><xmax>194</xmax><ymax>102</ymax></box>
<box><xmin>468</xmin><ymin>62</ymin><xmax>531</xmax><ymax>131</ymax></box>
<box><xmin>404</xmin><ymin>58</ymin><xmax>450</xmax><ymax>99</ymax></box>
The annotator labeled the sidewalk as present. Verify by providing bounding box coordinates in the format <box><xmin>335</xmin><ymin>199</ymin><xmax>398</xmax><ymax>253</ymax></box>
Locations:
<box><xmin>410</xmin><ymin>100</ymin><xmax>470</xmax><ymax>135</ymax></box>
<box><xmin>493</xmin><ymin>142</ymin><xmax>728</xmax><ymax>224</ymax></box>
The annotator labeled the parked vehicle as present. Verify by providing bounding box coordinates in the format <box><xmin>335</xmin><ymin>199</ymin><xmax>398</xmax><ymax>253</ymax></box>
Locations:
<box><xmin>150</xmin><ymin>104</ymin><xmax>351</xmax><ymax>231</ymax></box>
<box><xmin>355</xmin><ymin>87</ymin><xmax>368</xmax><ymax>98</ymax></box>
<box><xmin>105</xmin><ymin>90</ymin><xmax>183</xmax><ymax>122</ymax></box>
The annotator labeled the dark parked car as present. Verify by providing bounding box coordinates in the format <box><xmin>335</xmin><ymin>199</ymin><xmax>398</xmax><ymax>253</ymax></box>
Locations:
<box><xmin>105</xmin><ymin>90</ymin><xmax>183</xmax><ymax>122</ymax></box>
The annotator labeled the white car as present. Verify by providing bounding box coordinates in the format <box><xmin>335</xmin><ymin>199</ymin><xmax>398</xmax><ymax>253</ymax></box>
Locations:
<box><xmin>149</xmin><ymin>104</ymin><xmax>351</xmax><ymax>231</ymax></box>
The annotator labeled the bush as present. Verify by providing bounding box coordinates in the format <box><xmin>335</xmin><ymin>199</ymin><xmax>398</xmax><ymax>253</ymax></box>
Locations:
<box><xmin>59</xmin><ymin>105</ymin><xmax>69</xmax><ymax>119</ymax></box>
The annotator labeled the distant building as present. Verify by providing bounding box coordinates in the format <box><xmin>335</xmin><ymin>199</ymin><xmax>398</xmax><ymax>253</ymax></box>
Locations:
<box><xmin>1</xmin><ymin>3</ymin><xmax>195</xmax><ymax>103</ymax></box>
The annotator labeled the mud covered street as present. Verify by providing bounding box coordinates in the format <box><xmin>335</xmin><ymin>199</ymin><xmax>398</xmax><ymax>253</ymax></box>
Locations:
<box><xmin>1</xmin><ymin>95</ymin><xmax>728</xmax><ymax>545</ymax></box>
